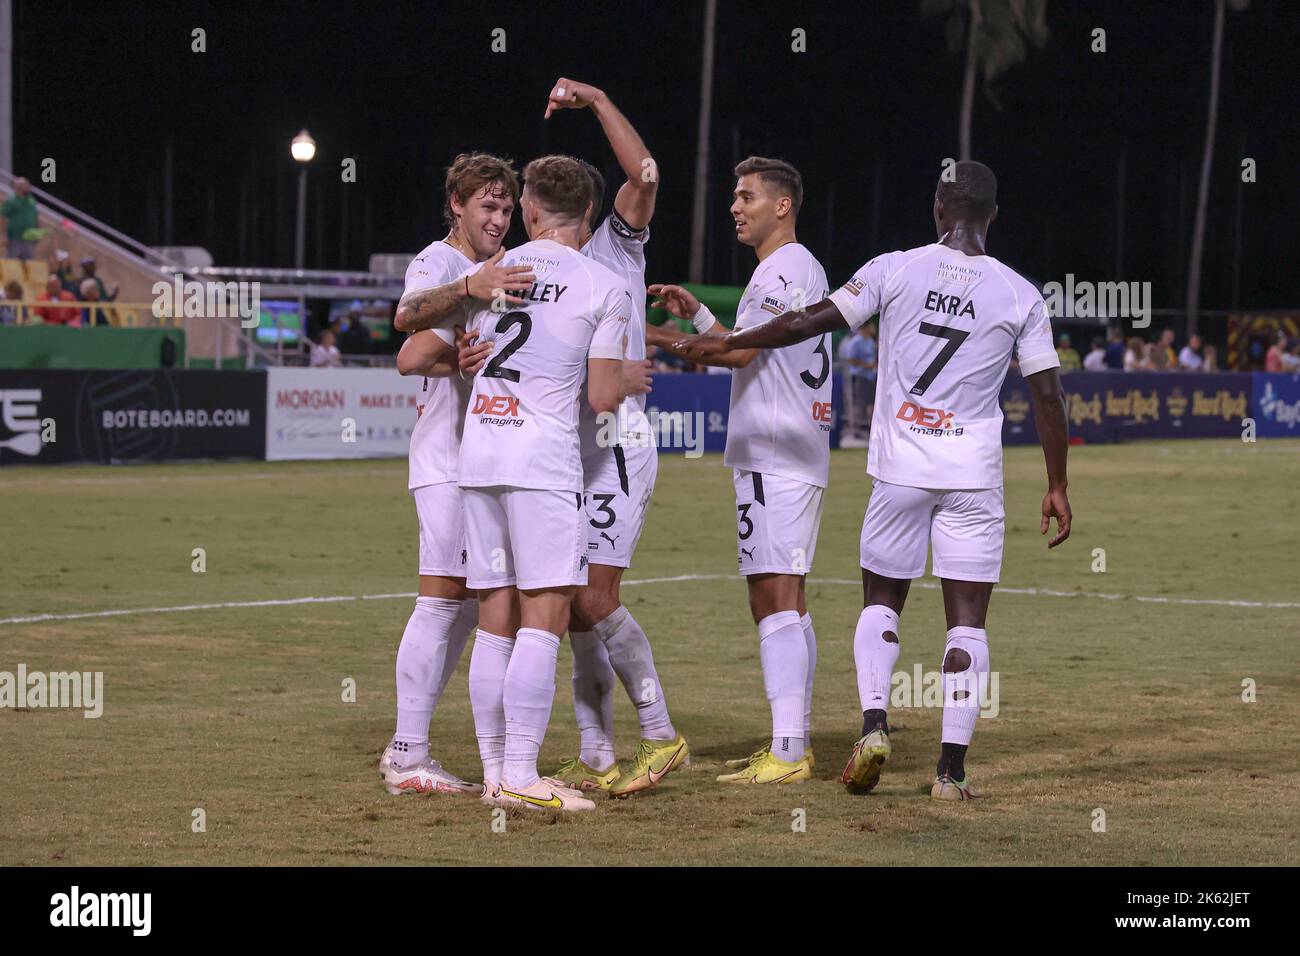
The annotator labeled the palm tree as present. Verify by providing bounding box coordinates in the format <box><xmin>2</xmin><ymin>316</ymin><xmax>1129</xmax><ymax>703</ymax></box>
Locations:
<box><xmin>923</xmin><ymin>0</ymin><xmax>1049</xmax><ymax>160</ymax></box>
<box><xmin>1186</xmin><ymin>0</ymin><xmax>1248</xmax><ymax>338</ymax></box>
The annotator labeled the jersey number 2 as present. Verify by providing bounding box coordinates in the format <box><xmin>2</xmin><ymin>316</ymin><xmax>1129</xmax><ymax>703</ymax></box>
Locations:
<box><xmin>482</xmin><ymin>311</ymin><xmax>532</xmax><ymax>382</ymax></box>
<box><xmin>909</xmin><ymin>322</ymin><xmax>969</xmax><ymax>395</ymax></box>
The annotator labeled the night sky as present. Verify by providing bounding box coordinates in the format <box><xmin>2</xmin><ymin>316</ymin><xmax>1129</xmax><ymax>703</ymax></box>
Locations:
<box><xmin>11</xmin><ymin>0</ymin><xmax>1300</xmax><ymax>325</ymax></box>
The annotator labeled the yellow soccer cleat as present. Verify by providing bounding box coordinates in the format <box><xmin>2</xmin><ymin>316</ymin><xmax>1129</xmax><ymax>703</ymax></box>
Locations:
<box><xmin>717</xmin><ymin>750</ymin><xmax>811</xmax><ymax>785</ymax></box>
<box><xmin>931</xmin><ymin>773</ymin><xmax>980</xmax><ymax>801</ymax></box>
<box><xmin>724</xmin><ymin>744</ymin><xmax>816</xmax><ymax>770</ymax></box>
<box><xmin>550</xmin><ymin>757</ymin><xmax>621</xmax><ymax>792</ymax></box>
<box><xmin>607</xmin><ymin>735</ymin><xmax>689</xmax><ymax>798</ymax></box>
<box><xmin>841</xmin><ymin>729</ymin><xmax>891</xmax><ymax>795</ymax></box>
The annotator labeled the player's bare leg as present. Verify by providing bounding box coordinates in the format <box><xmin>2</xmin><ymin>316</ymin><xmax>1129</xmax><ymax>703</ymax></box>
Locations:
<box><xmin>843</xmin><ymin>569</ymin><xmax>911</xmax><ymax>794</ymax></box>
<box><xmin>565</xmin><ymin>564</ymin><xmax>686</xmax><ymax>796</ymax></box>
<box><xmin>381</xmin><ymin>572</ymin><xmax>480</xmax><ymax>796</ymax></box>
<box><xmin>718</xmin><ymin>572</ymin><xmax>812</xmax><ymax>784</ymax></box>
<box><xmin>930</xmin><ymin>578</ymin><xmax>994</xmax><ymax>800</ymax></box>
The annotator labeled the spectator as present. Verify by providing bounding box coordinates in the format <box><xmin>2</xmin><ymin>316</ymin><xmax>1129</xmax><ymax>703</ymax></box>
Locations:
<box><xmin>50</xmin><ymin>250</ymin><xmax>77</xmax><ymax>291</ymax></box>
<box><xmin>1056</xmin><ymin>333</ymin><xmax>1082</xmax><ymax>372</ymax></box>
<box><xmin>1</xmin><ymin>280</ymin><xmax>25</xmax><ymax>324</ymax></box>
<box><xmin>1178</xmin><ymin>334</ymin><xmax>1204</xmax><ymax>371</ymax></box>
<box><xmin>1283</xmin><ymin>339</ymin><xmax>1300</xmax><ymax>373</ymax></box>
<box><xmin>34</xmin><ymin>276</ymin><xmax>80</xmax><ymax>325</ymax></box>
<box><xmin>1</xmin><ymin>177</ymin><xmax>39</xmax><ymax>260</ymax></box>
<box><xmin>78</xmin><ymin>258</ymin><xmax>118</xmax><ymax>302</ymax></box>
<box><xmin>310</xmin><ymin>328</ymin><xmax>342</xmax><ymax>367</ymax></box>
<box><xmin>1158</xmin><ymin>328</ymin><xmax>1178</xmax><ymax>368</ymax></box>
<box><xmin>340</xmin><ymin>309</ymin><xmax>372</xmax><ymax>354</ymax></box>
<box><xmin>1202</xmin><ymin>344</ymin><xmax>1219</xmax><ymax>372</ymax></box>
<box><xmin>1103</xmin><ymin>326</ymin><xmax>1126</xmax><ymax>370</ymax></box>
<box><xmin>79</xmin><ymin>278</ymin><xmax>111</xmax><ymax>326</ymax></box>
<box><xmin>1148</xmin><ymin>340</ymin><xmax>1170</xmax><ymax>371</ymax></box>
<box><xmin>1264</xmin><ymin>331</ymin><xmax>1288</xmax><ymax>373</ymax></box>
<box><xmin>838</xmin><ymin>320</ymin><xmax>877</xmax><ymax>434</ymax></box>
<box><xmin>1124</xmin><ymin>337</ymin><xmax>1148</xmax><ymax>371</ymax></box>
<box><xmin>1082</xmin><ymin>335</ymin><xmax>1107</xmax><ymax>371</ymax></box>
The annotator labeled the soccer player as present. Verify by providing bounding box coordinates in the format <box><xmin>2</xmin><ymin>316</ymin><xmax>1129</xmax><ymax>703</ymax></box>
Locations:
<box><xmin>674</xmin><ymin>160</ymin><xmax>1072</xmax><ymax>800</ymax></box>
<box><xmin>539</xmin><ymin>78</ymin><xmax>689</xmax><ymax>797</ymax></box>
<box><xmin>378</xmin><ymin>152</ymin><xmax>523</xmax><ymax>796</ymax></box>
<box><xmin>458</xmin><ymin>155</ymin><xmax>632</xmax><ymax>812</ymax></box>
<box><xmin>651</xmin><ymin>157</ymin><xmax>830</xmax><ymax>785</ymax></box>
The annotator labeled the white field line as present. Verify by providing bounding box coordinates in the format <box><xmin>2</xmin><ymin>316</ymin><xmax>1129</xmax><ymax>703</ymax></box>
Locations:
<box><xmin>2</xmin><ymin>574</ymin><xmax>1297</xmax><ymax>627</ymax></box>
<box><xmin>0</xmin><ymin>467</ymin><xmax>401</xmax><ymax>489</ymax></box>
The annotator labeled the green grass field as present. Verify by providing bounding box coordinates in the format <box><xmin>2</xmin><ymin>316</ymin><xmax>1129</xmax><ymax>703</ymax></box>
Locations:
<box><xmin>2</xmin><ymin>439</ymin><xmax>1297</xmax><ymax>866</ymax></box>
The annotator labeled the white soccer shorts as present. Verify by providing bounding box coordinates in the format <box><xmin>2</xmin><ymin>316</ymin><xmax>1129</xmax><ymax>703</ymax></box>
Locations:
<box><xmin>413</xmin><ymin>482</ymin><xmax>468</xmax><ymax>579</ymax></box>
<box><xmin>582</xmin><ymin>441</ymin><xmax>658</xmax><ymax>569</ymax></box>
<box><xmin>859</xmin><ymin>479</ymin><xmax>1005</xmax><ymax>583</ymax></box>
<box><xmin>461</xmin><ymin>486</ymin><xmax>589</xmax><ymax>591</ymax></box>
<box><xmin>732</xmin><ymin>469</ymin><xmax>825</xmax><ymax>577</ymax></box>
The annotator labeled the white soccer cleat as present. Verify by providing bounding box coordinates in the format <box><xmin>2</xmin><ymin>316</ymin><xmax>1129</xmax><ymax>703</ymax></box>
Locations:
<box><xmin>380</xmin><ymin>742</ymin><xmax>482</xmax><ymax>796</ymax></box>
<box><xmin>495</xmin><ymin>777</ymin><xmax>597</xmax><ymax>812</ymax></box>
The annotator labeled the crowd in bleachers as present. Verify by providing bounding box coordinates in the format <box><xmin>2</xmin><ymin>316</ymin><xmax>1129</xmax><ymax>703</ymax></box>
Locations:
<box><xmin>2</xmin><ymin>176</ymin><xmax>122</xmax><ymax>327</ymax></box>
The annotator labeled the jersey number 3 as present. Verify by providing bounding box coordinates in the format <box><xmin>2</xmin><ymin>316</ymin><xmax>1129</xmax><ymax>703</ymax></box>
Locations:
<box><xmin>482</xmin><ymin>311</ymin><xmax>532</xmax><ymax>382</ymax></box>
<box><xmin>799</xmin><ymin>335</ymin><xmax>830</xmax><ymax>389</ymax></box>
<box><xmin>909</xmin><ymin>322</ymin><xmax>969</xmax><ymax>395</ymax></box>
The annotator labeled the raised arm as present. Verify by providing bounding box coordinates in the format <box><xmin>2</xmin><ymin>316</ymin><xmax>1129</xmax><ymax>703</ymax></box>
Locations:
<box><xmin>397</xmin><ymin>327</ymin><xmax>461</xmax><ymax>377</ymax></box>
<box><xmin>545</xmin><ymin>78</ymin><xmax>657</xmax><ymax>230</ymax></box>
<box><xmin>1027</xmin><ymin>367</ymin><xmax>1071</xmax><ymax>548</ymax></box>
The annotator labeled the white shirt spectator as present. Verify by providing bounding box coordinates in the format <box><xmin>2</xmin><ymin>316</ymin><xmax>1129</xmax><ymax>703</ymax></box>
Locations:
<box><xmin>310</xmin><ymin>339</ymin><xmax>342</xmax><ymax>367</ymax></box>
<box><xmin>1178</xmin><ymin>346</ymin><xmax>1204</xmax><ymax>371</ymax></box>
<box><xmin>1083</xmin><ymin>348</ymin><xmax>1107</xmax><ymax>371</ymax></box>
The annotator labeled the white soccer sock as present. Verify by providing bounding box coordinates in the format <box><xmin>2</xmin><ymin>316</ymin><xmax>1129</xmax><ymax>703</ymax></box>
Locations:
<box><xmin>598</xmin><ymin>605</ymin><xmax>677</xmax><ymax>742</ymax></box>
<box><xmin>800</xmin><ymin>612</ymin><xmax>816</xmax><ymax>741</ymax></box>
<box><xmin>570</xmin><ymin>628</ymin><xmax>617</xmax><ymax>770</ymax></box>
<box><xmin>393</xmin><ymin>596</ymin><xmax>465</xmax><ymax>766</ymax></box>
<box><xmin>941</xmin><ymin>626</ymin><xmax>989</xmax><ymax>746</ymax></box>
<box><xmin>854</xmin><ymin>604</ymin><xmax>901</xmax><ymax>713</ymax></box>
<box><xmin>502</xmin><ymin>628</ymin><xmax>561</xmax><ymax>789</ymax></box>
<box><xmin>435</xmin><ymin>598</ymin><xmax>478</xmax><ymax>698</ymax></box>
<box><xmin>468</xmin><ymin>629</ymin><xmax>514</xmax><ymax>787</ymax></box>
<box><xmin>758</xmin><ymin>610</ymin><xmax>807</xmax><ymax>762</ymax></box>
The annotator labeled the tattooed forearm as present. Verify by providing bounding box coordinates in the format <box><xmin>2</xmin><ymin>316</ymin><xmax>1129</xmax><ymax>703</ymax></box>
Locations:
<box><xmin>394</xmin><ymin>281</ymin><xmax>466</xmax><ymax>332</ymax></box>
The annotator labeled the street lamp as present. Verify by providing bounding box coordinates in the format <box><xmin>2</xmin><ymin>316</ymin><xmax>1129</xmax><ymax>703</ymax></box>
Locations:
<box><xmin>291</xmin><ymin>129</ymin><xmax>316</xmax><ymax>270</ymax></box>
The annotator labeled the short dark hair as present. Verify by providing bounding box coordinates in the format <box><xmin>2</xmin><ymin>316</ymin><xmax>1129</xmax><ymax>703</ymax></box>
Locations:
<box><xmin>578</xmin><ymin>159</ymin><xmax>606</xmax><ymax>230</ymax></box>
<box><xmin>935</xmin><ymin>160</ymin><xmax>997</xmax><ymax>220</ymax></box>
<box><xmin>522</xmin><ymin>154</ymin><xmax>595</xmax><ymax>222</ymax></box>
<box><xmin>443</xmin><ymin>152</ymin><xmax>520</xmax><ymax>230</ymax></box>
<box><xmin>735</xmin><ymin>156</ymin><xmax>803</xmax><ymax>217</ymax></box>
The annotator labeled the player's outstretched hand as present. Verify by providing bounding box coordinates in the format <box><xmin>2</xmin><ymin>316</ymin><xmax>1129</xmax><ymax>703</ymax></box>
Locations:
<box><xmin>648</xmin><ymin>283</ymin><xmax>701</xmax><ymax>322</ymax></box>
<box><xmin>1041</xmin><ymin>486</ymin><xmax>1072</xmax><ymax>548</ymax></box>
<box><xmin>459</xmin><ymin>331</ymin><xmax>493</xmax><ymax>377</ymax></box>
<box><xmin>622</xmin><ymin>359</ymin><xmax>653</xmax><ymax>397</ymax></box>
<box><xmin>466</xmin><ymin>249</ymin><xmax>536</xmax><ymax>305</ymax></box>
<box><xmin>545</xmin><ymin>78</ymin><xmax>602</xmax><ymax>118</ymax></box>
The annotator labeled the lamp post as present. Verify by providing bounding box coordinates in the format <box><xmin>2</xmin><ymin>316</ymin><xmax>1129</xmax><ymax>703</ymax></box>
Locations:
<box><xmin>291</xmin><ymin>129</ymin><xmax>316</xmax><ymax>270</ymax></box>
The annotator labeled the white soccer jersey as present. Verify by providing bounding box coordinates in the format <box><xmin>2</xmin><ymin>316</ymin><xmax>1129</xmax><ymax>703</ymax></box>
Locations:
<box><xmin>579</xmin><ymin>211</ymin><xmax>651</xmax><ymax>453</ymax></box>
<box><xmin>457</xmin><ymin>238</ymin><xmax>630</xmax><ymax>493</ymax></box>
<box><xmin>404</xmin><ymin>239</ymin><xmax>474</xmax><ymax>489</ymax></box>
<box><xmin>724</xmin><ymin>242</ymin><xmax>832</xmax><ymax>488</ymax></box>
<box><xmin>828</xmin><ymin>242</ymin><xmax>1060</xmax><ymax>490</ymax></box>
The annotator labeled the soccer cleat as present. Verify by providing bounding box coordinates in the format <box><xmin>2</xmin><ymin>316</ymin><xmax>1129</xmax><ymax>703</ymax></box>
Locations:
<box><xmin>608</xmin><ymin>735</ymin><xmax>690</xmax><ymax>798</ymax></box>
<box><xmin>724</xmin><ymin>744</ymin><xmax>815</xmax><ymax>770</ymax></box>
<box><xmin>841</xmin><ymin>729</ymin><xmax>891</xmax><ymax>795</ymax></box>
<box><xmin>550</xmin><ymin>757</ymin><xmax>622</xmax><ymax>792</ymax></box>
<box><xmin>496</xmin><ymin>777</ymin><xmax>597</xmax><ymax>812</ymax></box>
<box><xmin>380</xmin><ymin>743</ymin><xmax>481</xmax><ymax>796</ymax></box>
<box><xmin>716</xmin><ymin>750</ymin><xmax>811</xmax><ymax>785</ymax></box>
<box><xmin>931</xmin><ymin>773</ymin><xmax>980</xmax><ymax>801</ymax></box>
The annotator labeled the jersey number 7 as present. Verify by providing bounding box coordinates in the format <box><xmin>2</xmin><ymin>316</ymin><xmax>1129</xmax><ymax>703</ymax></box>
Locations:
<box><xmin>909</xmin><ymin>322</ymin><xmax>969</xmax><ymax>395</ymax></box>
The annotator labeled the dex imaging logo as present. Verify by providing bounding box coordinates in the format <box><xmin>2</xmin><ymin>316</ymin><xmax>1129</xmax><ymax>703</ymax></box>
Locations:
<box><xmin>0</xmin><ymin>389</ymin><xmax>46</xmax><ymax>457</ymax></box>
<box><xmin>50</xmin><ymin>886</ymin><xmax>151</xmax><ymax>936</ymax></box>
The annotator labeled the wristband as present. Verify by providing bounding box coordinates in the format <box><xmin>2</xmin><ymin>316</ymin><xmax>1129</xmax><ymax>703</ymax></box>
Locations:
<box><xmin>464</xmin><ymin>275</ymin><xmax>470</xmax><ymax>298</ymax></box>
<box><xmin>691</xmin><ymin>304</ymin><xmax>717</xmax><ymax>334</ymax></box>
